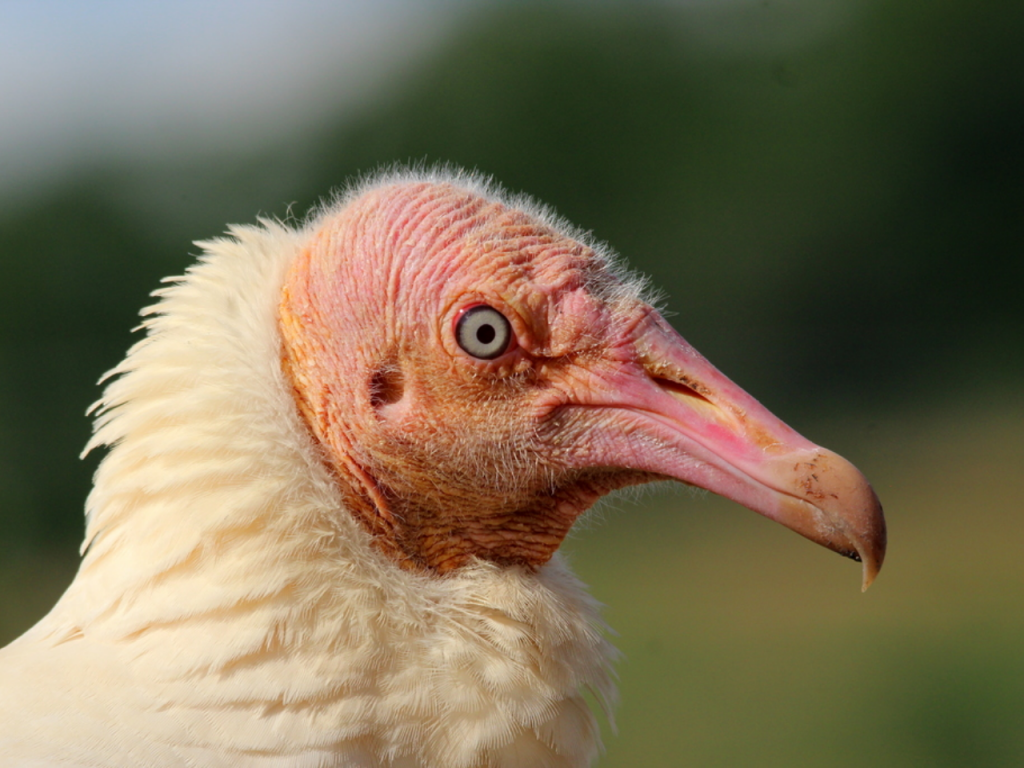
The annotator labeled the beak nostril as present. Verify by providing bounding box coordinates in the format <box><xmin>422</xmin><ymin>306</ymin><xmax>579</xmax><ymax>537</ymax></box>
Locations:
<box><xmin>651</xmin><ymin>374</ymin><xmax>715</xmax><ymax>408</ymax></box>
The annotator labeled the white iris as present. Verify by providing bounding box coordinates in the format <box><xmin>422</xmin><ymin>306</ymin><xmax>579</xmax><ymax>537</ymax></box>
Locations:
<box><xmin>456</xmin><ymin>305</ymin><xmax>512</xmax><ymax>360</ymax></box>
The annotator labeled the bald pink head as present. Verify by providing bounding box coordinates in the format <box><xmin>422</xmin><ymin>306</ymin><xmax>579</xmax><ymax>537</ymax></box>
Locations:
<box><xmin>280</xmin><ymin>178</ymin><xmax>885</xmax><ymax>586</ymax></box>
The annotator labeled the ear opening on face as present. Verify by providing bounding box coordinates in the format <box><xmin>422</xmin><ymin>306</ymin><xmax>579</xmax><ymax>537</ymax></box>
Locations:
<box><xmin>370</xmin><ymin>362</ymin><xmax>405</xmax><ymax>411</ymax></box>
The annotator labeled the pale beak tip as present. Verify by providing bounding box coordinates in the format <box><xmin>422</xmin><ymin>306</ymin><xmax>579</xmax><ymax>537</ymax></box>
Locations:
<box><xmin>775</xmin><ymin>454</ymin><xmax>886</xmax><ymax>592</ymax></box>
<box><xmin>809</xmin><ymin>455</ymin><xmax>886</xmax><ymax>592</ymax></box>
<box><xmin>859</xmin><ymin>531</ymin><xmax>886</xmax><ymax>593</ymax></box>
<box><xmin>853</xmin><ymin>487</ymin><xmax>886</xmax><ymax>592</ymax></box>
<box><xmin>861</xmin><ymin>559</ymin><xmax>880</xmax><ymax>593</ymax></box>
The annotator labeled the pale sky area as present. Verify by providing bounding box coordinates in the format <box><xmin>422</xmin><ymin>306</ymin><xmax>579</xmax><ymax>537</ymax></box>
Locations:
<box><xmin>0</xmin><ymin>0</ymin><xmax>465</xmax><ymax>194</ymax></box>
<box><xmin>0</xmin><ymin>0</ymin><xmax>848</xmax><ymax>198</ymax></box>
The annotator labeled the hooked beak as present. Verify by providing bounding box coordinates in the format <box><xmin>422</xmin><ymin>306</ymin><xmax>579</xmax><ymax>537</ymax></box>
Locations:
<box><xmin>565</xmin><ymin>312</ymin><xmax>886</xmax><ymax>590</ymax></box>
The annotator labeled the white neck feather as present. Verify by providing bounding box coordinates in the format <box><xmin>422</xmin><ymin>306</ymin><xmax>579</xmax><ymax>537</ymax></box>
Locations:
<box><xmin>40</xmin><ymin>215</ymin><xmax>617</xmax><ymax>767</ymax></box>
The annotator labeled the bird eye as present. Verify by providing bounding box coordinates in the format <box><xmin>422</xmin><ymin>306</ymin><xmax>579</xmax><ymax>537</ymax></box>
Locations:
<box><xmin>455</xmin><ymin>305</ymin><xmax>513</xmax><ymax>360</ymax></box>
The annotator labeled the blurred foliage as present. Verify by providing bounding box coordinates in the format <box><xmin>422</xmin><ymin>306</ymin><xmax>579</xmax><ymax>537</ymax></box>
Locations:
<box><xmin>1</xmin><ymin>0</ymin><xmax>1022</xmax><ymax>763</ymax></box>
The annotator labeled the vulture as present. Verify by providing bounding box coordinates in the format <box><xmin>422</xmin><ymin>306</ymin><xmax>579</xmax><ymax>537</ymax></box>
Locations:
<box><xmin>0</xmin><ymin>168</ymin><xmax>885</xmax><ymax>767</ymax></box>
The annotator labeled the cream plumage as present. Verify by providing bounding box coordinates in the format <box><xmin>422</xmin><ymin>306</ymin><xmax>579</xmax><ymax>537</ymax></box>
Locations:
<box><xmin>0</xmin><ymin>168</ymin><xmax>885</xmax><ymax>767</ymax></box>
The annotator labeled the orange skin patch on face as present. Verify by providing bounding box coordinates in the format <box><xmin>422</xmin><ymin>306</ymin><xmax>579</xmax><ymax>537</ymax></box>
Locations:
<box><xmin>279</xmin><ymin>182</ymin><xmax>648</xmax><ymax>574</ymax></box>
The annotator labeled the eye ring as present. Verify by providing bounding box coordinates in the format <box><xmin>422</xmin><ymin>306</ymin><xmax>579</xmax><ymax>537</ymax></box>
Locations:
<box><xmin>455</xmin><ymin>304</ymin><xmax>514</xmax><ymax>360</ymax></box>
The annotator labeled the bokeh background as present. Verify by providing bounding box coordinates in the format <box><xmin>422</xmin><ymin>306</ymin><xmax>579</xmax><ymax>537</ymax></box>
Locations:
<box><xmin>1</xmin><ymin>1</ymin><xmax>1022</xmax><ymax>764</ymax></box>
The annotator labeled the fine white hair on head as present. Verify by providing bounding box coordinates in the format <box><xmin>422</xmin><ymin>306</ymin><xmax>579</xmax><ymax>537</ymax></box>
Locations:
<box><xmin>312</xmin><ymin>161</ymin><xmax>658</xmax><ymax>309</ymax></box>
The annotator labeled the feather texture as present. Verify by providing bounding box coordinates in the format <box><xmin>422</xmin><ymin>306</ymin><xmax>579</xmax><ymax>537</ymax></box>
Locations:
<box><xmin>1</xmin><ymin>170</ymin><xmax>617</xmax><ymax>766</ymax></box>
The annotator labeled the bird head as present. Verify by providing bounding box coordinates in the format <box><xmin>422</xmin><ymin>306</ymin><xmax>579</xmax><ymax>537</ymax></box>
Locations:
<box><xmin>279</xmin><ymin>178</ymin><xmax>885</xmax><ymax>587</ymax></box>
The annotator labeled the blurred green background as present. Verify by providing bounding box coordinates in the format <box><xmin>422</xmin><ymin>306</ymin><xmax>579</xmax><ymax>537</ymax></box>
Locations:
<box><xmin>1</xmin><ymin>1</ymin><xmax>1022</xmax><ymax>765</ymax></box>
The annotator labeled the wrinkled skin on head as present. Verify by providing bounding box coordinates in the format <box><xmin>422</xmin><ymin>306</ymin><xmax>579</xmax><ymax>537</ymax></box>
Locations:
<box><xmin>280</xmin><ymin>181</ymin><xmax>885</xmax><ymax>585</ymax></box>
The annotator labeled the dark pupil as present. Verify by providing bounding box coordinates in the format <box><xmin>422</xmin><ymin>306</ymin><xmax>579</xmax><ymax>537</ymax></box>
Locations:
<box><xmin>476</xmin><ymin>324</ymin><xmax>497</xmax><ymax>345</ymax></box>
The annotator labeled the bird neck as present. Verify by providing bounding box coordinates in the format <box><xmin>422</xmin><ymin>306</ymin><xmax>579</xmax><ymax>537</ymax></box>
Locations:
<box><xmin>35</xmin><ymin>216</ymin><xmax>617</xmax><ymax>766</ymax></box>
